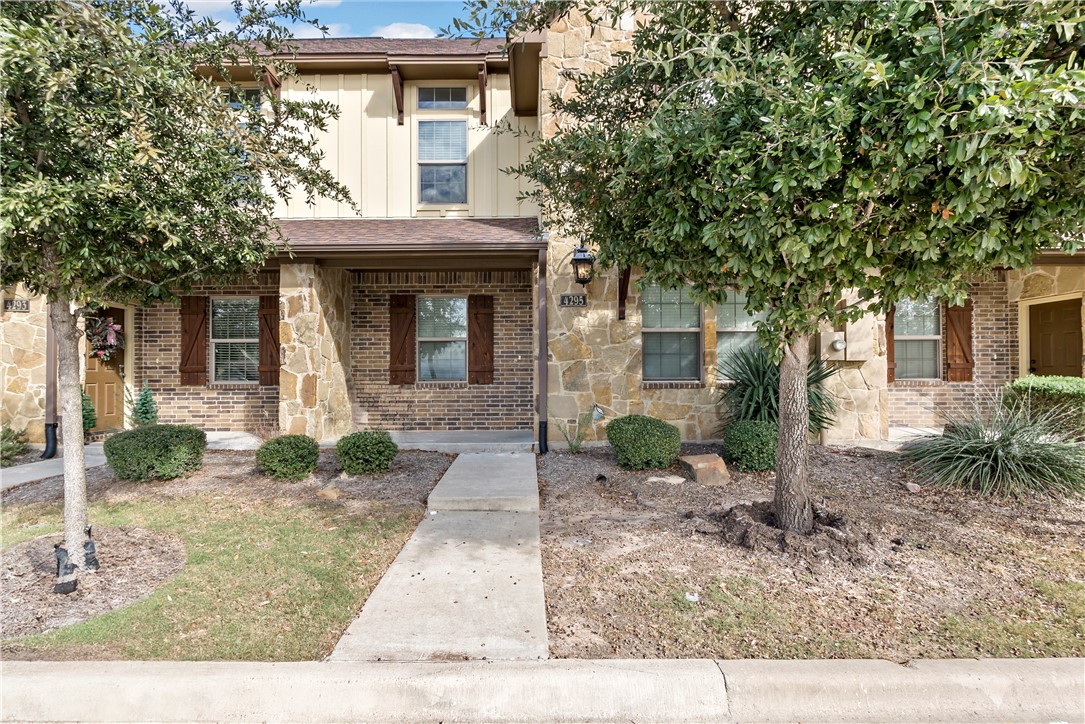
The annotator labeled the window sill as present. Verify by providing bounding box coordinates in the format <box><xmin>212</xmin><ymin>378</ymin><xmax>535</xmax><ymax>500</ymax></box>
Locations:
<box><xmin>891</xmin><ymin>379</ymin><xmax>946</xmax><ymax>387</ymax></box>
<box><xmin>415</xmin><ymin>381</ymin><xmax>469</xmax><ymax>389</ymax></box>
<box><xmin>208</xmin><ymin>382</ymin><xmax>264</xmax><ymax>390</ymax></box>
<box><xmin>642</xmin><ymin>381</ymin><xmax>704</xmax><ymax>390</ymax></box>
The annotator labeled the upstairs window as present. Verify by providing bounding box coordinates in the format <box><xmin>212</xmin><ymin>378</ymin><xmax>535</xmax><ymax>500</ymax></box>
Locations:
<box><xmin>417</xmin><ymin>296</ymin><xmax>468</xmax><ymax>381</ymax></box>
<box><xmin>419</xmin><ymin>120</ymin><xmax>467</xmax><ymax>204</ymax></box>
<box><xmin>419</xmin><ymin>87</ymin><xmax>468</xmax><ymax>110</ymax></box>
<box><xmin>211</xmin><ymin>298</ymin><xmax>260</xmax><ymax>383</ymax></box>
<box><xmin>642</xmin><ymin>285</ymin><xmax>702</xmax><ymax>381</ymax></box>
<box><xmin>893</xmin><ymin>296</ymin><xmax>941</xmax><ymax>379</ymax></box>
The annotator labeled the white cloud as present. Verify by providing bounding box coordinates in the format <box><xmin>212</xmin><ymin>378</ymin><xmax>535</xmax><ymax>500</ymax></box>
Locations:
<box><xmin>370</xmin><ymin>22</ymin><xmax>437</xmax><ymax>39</ymax></box>
<box><xmin>291</xmin><ymin>22</ymin><xmax>353</xmax><ymax>38</ymax></box>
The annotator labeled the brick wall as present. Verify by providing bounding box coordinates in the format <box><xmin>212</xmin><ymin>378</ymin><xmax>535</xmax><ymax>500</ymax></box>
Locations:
<box><xmin>135</xmin><ymin>272</ymin><xmax>280</xmax><ymax>432</ymax></box>
<box><xmin>888</xmin><ymin>279</ymin><xmax>1016</xmax><ymax>427</ymax></box>
<box><xmin>351</xmin><ymin>270</ymin><xmax>535</xmax><ymax>431</ymax></box>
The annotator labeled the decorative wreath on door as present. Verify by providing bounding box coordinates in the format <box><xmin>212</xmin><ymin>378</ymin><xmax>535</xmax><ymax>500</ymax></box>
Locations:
<box><xmin>85</xmin><ymin>315</ymin><xmax>125</xmax><ymax>362</ymax></box>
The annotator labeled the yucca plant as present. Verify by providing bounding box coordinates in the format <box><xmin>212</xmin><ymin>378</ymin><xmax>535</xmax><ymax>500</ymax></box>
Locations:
<box><xmin>901</xmin><ymin>394</ymin><xmax>1085</xmax><ymax>498</ymax></box>
<box><xmin>716</xmin><ymin>345</ymin><xmax>837</xmax><ymax>433</ymax></box>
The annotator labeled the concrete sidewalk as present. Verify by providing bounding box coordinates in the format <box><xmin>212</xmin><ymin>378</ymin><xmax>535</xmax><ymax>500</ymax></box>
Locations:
<box><xmin>4</xmin><ymin>658</ymin><xmax>1082</xmax><ymax>723</ymax></box>
<box><xmin>329</xmin><ymin>453</ymin><xmax>547</xmax><ymax>662</ymax></box>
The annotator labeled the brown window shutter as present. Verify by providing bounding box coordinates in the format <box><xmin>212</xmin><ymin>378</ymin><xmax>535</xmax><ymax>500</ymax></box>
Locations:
<box><xmin>179</xmin><ymin>296</ymin><xmax>208</xmax><ymax>385</ymax></box>
<box><xmin>258</xmin><ymin>295</ymin><xmax>280</xmax><ymax>386</ymax></box>
<box><xmin>885</xmin><ymin>305</ymin><xmax>896</xmax><ymax>383</ymax></box>
<box><xmin>389</xmin><ymin>294</ymin><xmax>416</xmax><ymax>385</ymax></box>
<box><xmin>944</xmin><ymin>298</ymin><xmax>974</xmax><ymax>382</ymax></box>
<box><xmin>468</xmin><ymin>294</ymin><xmax>495</xmax><ymax>385</ymax></box>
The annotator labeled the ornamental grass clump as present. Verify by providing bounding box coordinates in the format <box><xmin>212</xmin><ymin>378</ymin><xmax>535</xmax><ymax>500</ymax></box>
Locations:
<box><xmin>717</xmin><ymin>346</ymin><xmax>837</xmax><ymax>433</ymax></box>
<box><xmin>1004</xmin><ymin>375</ymin><xmax>1085</xmax><ymax>439</ymax></box>
<box><xmin>901</xmin><ymin>397</ymin><xmax>1085</xmax><ymax>498</ymax></box>
<box><xmin>723</xmin><ymin>420</ymin><xmax>778</xmax><ymax>472</ymax></box>
<box><xmin>256</xmin><ymin>434</ymin><xmax>319</xmax><ymax>481</ymax></box>
<box><xmin>105</xmin><ymin>424</ymin><xmax>206</xmax><ymax>482</ymax></box>
<box><xmin>605</xmin><ymin>414</ymin><xmax>680</xmax><ymax>470</ymax></box>
<box><xmin>336</xmin><ymin>430</ymin><xmax>398</xmax><ymax>475</ymax></box>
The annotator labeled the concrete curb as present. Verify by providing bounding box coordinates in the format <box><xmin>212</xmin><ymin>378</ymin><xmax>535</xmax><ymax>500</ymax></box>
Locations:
<box><xmin>3</xmin><ymin>658</ymin><xmax>1082</xmax><ymax>723</ymax></box>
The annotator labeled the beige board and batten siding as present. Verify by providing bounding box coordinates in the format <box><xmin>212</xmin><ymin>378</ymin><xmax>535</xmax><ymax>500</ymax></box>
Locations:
<box><xmin>275</xmin><ymin>73</ymin><xmax>538</xmax><ymax>220</ymax></box>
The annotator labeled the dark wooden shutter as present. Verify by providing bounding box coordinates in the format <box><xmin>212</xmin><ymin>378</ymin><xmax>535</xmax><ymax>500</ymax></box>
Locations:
<box><xmin>179</xmin><ymin>296</ymin><xmax>208</xmax><ymax>385</ymax></box>
<box><xmin>944</xmin><ymin>298</ymin><xmax>974</xmax><ymax>382</ymax></box>
<box><xmin>468</xmin><ymin>294</ymin><xmax>495</xmax><ymax>385</ymax></box>
<box><xmin>258</xmin><ymin>295</ymin><xmax>280</xmax><ymax>386</ymax></box>
<box><xmin>389</xmin><ymin>294</ymin><xmax>416</xmax><ymax>385</ymax></box>
<box><xmin>885</xmin><ymin>305</ymin><xmax>896</xmax><ymax>383</ymax></box>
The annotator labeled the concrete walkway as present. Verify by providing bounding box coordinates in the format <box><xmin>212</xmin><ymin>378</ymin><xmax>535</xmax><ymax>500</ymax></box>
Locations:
<box><xmin>5</xmin><ymin>658</ymin><xmax>1082</xmax><ymax>722</ymax></box>
<box><xmin>329</xmin><ymin>452</ymin><xmax>547</xmax><ymax>662</ymax></box>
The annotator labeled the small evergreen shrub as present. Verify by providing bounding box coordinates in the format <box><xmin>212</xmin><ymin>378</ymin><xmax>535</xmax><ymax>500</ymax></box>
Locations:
<box><xmin>81</xmin><ymin>389</ymin><xmax>97</xmax><ymax>431</ymax></box>
<box><xmin>105</xmin><ymin>424</ymin><xmax>207</xmax><ymax>482</ymax></box>
<box><xmin>1</xmin><ymin>424</ymin><xmax>29</xmax><ymax>467</ymax></box>
<box><xmin>716</xmin><ymin>346</ymin><xmax>837</xmax><ymax>433</ymax></box>
<box><xmin>337</xmin><ymin>430</ymin><xmax>398</xmax><ymax>475</ymax></box>
<box><xmin>256</xmin><ymin>434</ymin><xmax>319</xmax><ymax>481</ymax></box>
<box><xmin>130</xmin><ymin>382</ymin><xmax>159</xmax><ymax>427</ymax></box>
<box><xmin>1004</xmin><ymin>375</ymin><xmax>1085</xmax><ymax>438</ymax></box>
<box><xmin>723</xmin><ymin>420</ymin><xmax>778</xmax><ymax>472</ymax></box>
<box><xmin>604</xmin><ymin>415</ymin><xmax>680</xmax><ymax>470</ymax></box>
<box><xmin>901</xmin><ymin>397</ymin><xmax>1085</xmax><ymax>498</ymax></box>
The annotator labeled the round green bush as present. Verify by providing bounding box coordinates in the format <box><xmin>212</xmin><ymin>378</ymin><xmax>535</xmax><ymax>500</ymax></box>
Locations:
<box><xmin>336</xmin><ymin>430</ymin><xmax>398</xmax><ymax>475</ymax></box>
<box><xmin>256</xmin><ymin>434</ymin><xmax>319</xmax><ymax>481</ymax></box>
<box><xmin>723</xmin><ymin>420</ymin><xmax>778</xmax><ymax>472</ymax></box>
<box><xmin>104</xmin><ymin>424</ymin><xmax>207</xmax><ymax>482</ymax></box>
<box><xmin>604</xmin><ymin>415</ymin><xmax>681</xmax><ymax>470</ymax></box>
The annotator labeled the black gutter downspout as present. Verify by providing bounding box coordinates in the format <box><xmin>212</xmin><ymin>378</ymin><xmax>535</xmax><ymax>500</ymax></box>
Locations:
<box><xmin>41</xmin><ymin>303</ymin><xmax>58</xmax><ymax>459</ymax></box>
<box><xmin>537</xmin><ymin>247</ymin><xmax>549</xmax><ymax>454</ymax></box>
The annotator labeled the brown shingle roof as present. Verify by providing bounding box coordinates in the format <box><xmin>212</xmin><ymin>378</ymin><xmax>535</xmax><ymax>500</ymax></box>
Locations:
<box><xmin>276</xmin><ymin>218</ymin><xmax>541</xmax><ymax>253</ymax></box>
<box><xmin>286</xmin><ymin>37</ymin><xmax>505</xmax><ymax>57</ymax></box>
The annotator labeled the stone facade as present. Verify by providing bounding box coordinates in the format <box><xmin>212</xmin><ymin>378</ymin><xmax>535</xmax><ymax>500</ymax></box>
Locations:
<box><xmin>0</xmin><ymin>287</ymin><xmax>48</xmax><ymax>442</ymax></box>
<box><xmin>135</xmin><ymin>273</ymin><xmax>280</xmax><ymax>432</ymax></box>
<box><xmin>279</xmin><ymin>263</ymin><xmax>354</xmax><ymax>441</ymax></box>
<box><xmin>888</xmin><ymin>277</ymin><xmax>1018</xmax><ymax>428</ymax></box>
<box><xmin>351</xmin><ymin>270</ymin><xmax>535</xmax><ymax>431</ymax></box>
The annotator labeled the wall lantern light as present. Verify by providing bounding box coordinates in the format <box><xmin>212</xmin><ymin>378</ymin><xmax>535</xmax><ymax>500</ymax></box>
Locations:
<box><xmin>830</xmin><ymin>338</ymin><xmax>847</xmax><ymax>352</ymax></box>
<box><xmin>571</xmin><ymin>245</ymin><xmax>595</xmax><ymax>286</ymax></box>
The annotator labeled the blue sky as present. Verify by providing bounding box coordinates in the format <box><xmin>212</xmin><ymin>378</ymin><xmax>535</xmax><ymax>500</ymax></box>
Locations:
<box><xmin>186</xmin><ymin>1</ymin><xmax>469</xmax><ymax>39</ymax></box>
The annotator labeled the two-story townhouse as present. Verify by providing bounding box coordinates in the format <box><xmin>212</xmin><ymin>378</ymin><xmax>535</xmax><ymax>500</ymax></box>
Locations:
<box><xmin>3</xmin><ymin>25</ymin><xmax>1083</xmax><ymax>447</ymax></box>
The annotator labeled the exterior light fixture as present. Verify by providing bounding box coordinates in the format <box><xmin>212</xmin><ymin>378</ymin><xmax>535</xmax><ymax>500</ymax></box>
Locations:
<box><xmin>592</xmin><ymin>403</ymin><xmax>605</xmax><ymax>421</ymax></box>
<box><xmin>830</xmin><ymin>338</ymin><xmax>847</xmax><ymax>352</ymax></box>
<box><xmin>571</xmin><ymin>245</ymin><xmax>595</xmax><ymax>285</ymax></box>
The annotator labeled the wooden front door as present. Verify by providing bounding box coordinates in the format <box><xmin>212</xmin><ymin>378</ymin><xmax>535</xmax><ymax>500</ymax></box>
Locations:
<box><xmin>85</xmin><ymin>306</ymin><xmax>126</xmax><ymax>431</ymax></box>
<box><xmin>1029</xmin><ymin>298</ymin><xmax>1083</xmax><ymax>377</ymax></box>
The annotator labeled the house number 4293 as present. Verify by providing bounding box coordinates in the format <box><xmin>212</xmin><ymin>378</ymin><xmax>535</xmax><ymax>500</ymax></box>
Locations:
<box><xmin>559</xmin><ymin>294</ymin><xmax>587</xmax><ymax>308</ymax></box>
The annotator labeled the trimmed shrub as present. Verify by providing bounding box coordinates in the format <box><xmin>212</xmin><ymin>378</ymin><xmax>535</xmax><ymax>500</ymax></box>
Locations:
<box><xmin>605</xmin><ymin>415</ymin><xmax>680</xmax><ymax>470</ymax></box>
<box><xmin>337</xmin><ymin>430</ymin><xmax>398</xmax><ymax>475</ymax></box>
<box><xmin>81</xmin><ymin>389</ymin><xmax>97</xmax><ymax>431</ymax></box>
<box><xmin>901</xmin><ymin>397</ymin><xmax>1085</xmax><ymax>498</ymax></box>
<box><xmin>105</xmin><ymin>424</ymin><xmax>206</xmax><ymax>482</ymax></box>
<box><xmin>130</xmin><ymin>382</ymin><xmax>159</xmax><ymax>427</ymax></box>
<box><xmin>1</xmin><ymin>424</ymin><xmax>29</xmax><ymax>467</ymax></box>
<box><xmin>723</xmin><ymin>420</ymin><xmax>778</xmax><ymax>472</ymax></box>
<box><xmin>716</xmin><ymin>345</ymin><xmax>837</xmax><ymax>433</ymax></box>
<box><xmin>256</xmin><ymin>434</ymin><xmax>319</xmax><ymax>481</ymax></box>
<box><xmin>1004</xmin><ymin>375</ymin><xmax>1085</xmax><ymax>438</ymax></box>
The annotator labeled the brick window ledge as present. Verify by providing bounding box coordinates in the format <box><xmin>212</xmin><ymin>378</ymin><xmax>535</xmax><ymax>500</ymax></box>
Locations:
<box><xmin>642</xmin><ymin>381</ymin><xmax>704</xmax><ymax>390</ymax></box>
<box><xmin>208</xmin><ymin>383</ymin><xmax>265</xmax><ymax>390</ymax></box>
<box><xmin>414</xmin><ymin>382</ymin><xmax>470</xmax><ymax>390</ymax></box>
<box><xmin>891</xmin><ymin>379</ymin><xmax>946</xmax><ymax>387</ymax></box>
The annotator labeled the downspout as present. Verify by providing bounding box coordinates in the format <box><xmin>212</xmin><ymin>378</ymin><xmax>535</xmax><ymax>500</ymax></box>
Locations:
<box><xmin>537</xmin><ymin>247</ymin><xmax>549</xmax><ymax>454</ymax></box>
<box><xmin>41</xmin><ymin>303</ymin><xmax>58</xmax><ymax>459</ymax></box>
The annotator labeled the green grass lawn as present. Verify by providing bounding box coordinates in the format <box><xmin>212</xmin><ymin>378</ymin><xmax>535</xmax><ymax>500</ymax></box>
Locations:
<box><xmin>2</xmin><ymin>494</ymin><xmax>419</xmax><ymax>660</ymax></box>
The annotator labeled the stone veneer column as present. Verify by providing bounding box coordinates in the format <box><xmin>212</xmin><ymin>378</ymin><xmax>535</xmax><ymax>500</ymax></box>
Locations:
<box><xmin>0</xmin><ymin>287</ymin><xmax>49</xmax><ymax>442</ymax></box>
<box><xmin>279</xmin><ymin>263</ymin><xmax>354</xmax><ymax>442</ymax></box>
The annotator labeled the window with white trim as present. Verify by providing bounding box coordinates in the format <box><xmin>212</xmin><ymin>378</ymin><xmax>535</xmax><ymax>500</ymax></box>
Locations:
<box><xmin>894</xmin><ymin>296</ymin><xmax>941</xmax><ymax>379</ymax></box>
<box><xmin>418</xmin><ymin>120</ymin><xmax>467</xmax><ymax>204</ymax></box>
<box><xmin>716</xmin><ymin>291</ymin><xmax>768</xmax><ymax>375</ymax></box>
<box><xmin>417</xmin><ymin>296</ymin><xmax>468</xmax><ymax>381</ymax></box>
<box><xmin>211</xmin><ymin>297</ymin><xmax>259</xmax><ymax>383</ymax></box>
<box><xmin>419</xmin><ymin>87</ymin><xmax>468</xmax><ymax>110</ymax></box>
<box><xmin>641</xmin><ymin>284</ymin><xmax>702</xmax><ymax>381</ymax></box>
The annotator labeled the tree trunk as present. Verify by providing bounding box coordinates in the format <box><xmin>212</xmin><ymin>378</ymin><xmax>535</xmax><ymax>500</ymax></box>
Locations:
<box><xmin>775</xmin><ymin>334</ymin><xmax>813</xmax><ymax>534</ymax></box>
<box><xmin>49</xmin><ymin>301</ymin><xmax>88</xmax><ymax>571</ymax></box>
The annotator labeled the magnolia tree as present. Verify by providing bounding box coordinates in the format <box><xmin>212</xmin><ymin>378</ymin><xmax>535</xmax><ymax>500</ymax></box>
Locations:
<box><xmin>0</xmin><ymin>0</ymin><xmax>353</xmax><ymax>577</ymax></box>
<box><xmin>460</xmin><ymin>0</ymin><xmax>1085</xmax><ymax>532</ymax></box>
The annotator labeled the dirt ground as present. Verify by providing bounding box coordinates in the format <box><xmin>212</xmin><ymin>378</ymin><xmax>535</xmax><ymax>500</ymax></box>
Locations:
<box><xmin>1</xmin><ymin>449</ymin><xmax>452</xmax><ymax>642</ymax></box>
<box><xmin>538</xmin><ymin>444</ymin><xmax>1085</xmax><ymax>660</ymax></box>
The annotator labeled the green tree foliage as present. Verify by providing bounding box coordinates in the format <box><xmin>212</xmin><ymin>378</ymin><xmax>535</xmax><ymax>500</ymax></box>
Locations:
<box><xmin>0</xmin><ymin>0</ymin><xmax>355</xmax><ymax>568</ymax></box>
<box><xmin>459</xmin><ymin>0</ymin><xmax>1085</xmax><ymax>531</ymax></box>
<box><xmin>130</xmin><ymin>382</ymin><xmax>159</xmax><ymax>427</ymax></box>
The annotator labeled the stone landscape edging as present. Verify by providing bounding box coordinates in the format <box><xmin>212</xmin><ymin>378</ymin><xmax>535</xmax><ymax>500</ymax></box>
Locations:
<box><xmin>3</xmin><ymin>658</ymin><xmax>1082</xmax><ymax>723</ymax></box>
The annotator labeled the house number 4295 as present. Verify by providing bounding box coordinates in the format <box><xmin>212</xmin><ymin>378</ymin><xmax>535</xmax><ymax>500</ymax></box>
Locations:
<box><xmin>559</xmin><ymin>294</ymin><xmax>587</xmax><ymax>308</ymax></box>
